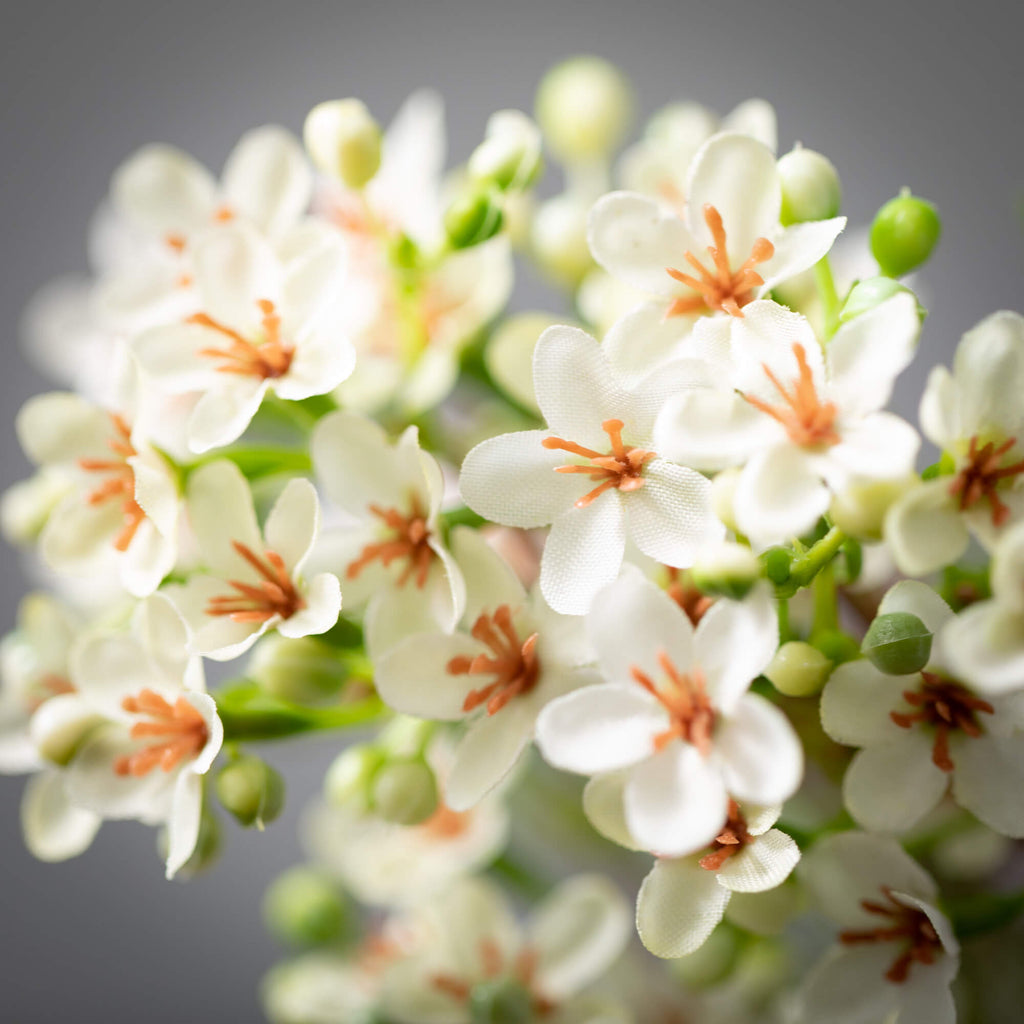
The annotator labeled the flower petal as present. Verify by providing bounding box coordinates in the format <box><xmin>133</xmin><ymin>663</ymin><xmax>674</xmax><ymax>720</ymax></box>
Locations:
<box><xmin>277</xmin><ymin>573</ymin><xmax>342</xmax><ymax>639</ymax></box>
<box><xmin>952</xmin><ymin>734</ymin><xmax>1024</xmax><ymax>837</ymax></box>
<box><xmin>884</xmin><ymin>480</ymin><xmax>970</xmax><ymax>577</ymax></box>
<box><xmin>16</xmin><ymin>392</ymin><xmax>115</xmax><ymax>466</ymax></box>
<box><xmin>942</xmin><ymin>602</ymin><xmax>1024</xmax><ymax>695</ymax></box>
<box><xmin>185</xmin><ymin>459</ymin><xmax>263</xmax><ymax>576</ymax></box>
<box><xmin>186</xmin><ymin>377</ymin><xmax>267</xmax><ymax>453</ymax></box>
<box><xmin>716</xmin><ymin>828</ymin><xmax>800</xmax><ymax>893</ymax></box>
<box><xmin>165</xmin><ymin>769</ymin><xmax>202</xmax><ymax>879</ymax></box>
<box><xmin>21</xmin><ymin>771</ymin><xmax>101</xmax><ymax>862</ymax></box>
<box><xmin>636</xmin><ymin>856</ymin><xmax>730</xmax><ymax>958</ymax></box>
<box><xmin>602</xmin><ymin>301</ymin><xmax>692</xmax><ymax>382</ymax></box>
<box><xmin>111</xmin><ymin>144</ymin><xmax>216</xmax><ymax>234</ymax></box>
<box><xmin>759</xmin><ymin>217</ymin><xmax>846</xmax><ymax>292</ymax></box>
<box><xmin>878</xmin><ymin>579</ymin><xmax>955</xmax><ymax>636</ymax></box>
<box><xmin>265</xmin><ymin>477</ymin><xmax>319</xmax><ymax>574</ymax></box>
<box><xmin>582</xmin><ymin>771</ymin><xmax>642</xmax><ymax>851</ymax></box>
<box><xmin>450</xmin><ymin>526</ymin><xmax>525</xmax><ymax>621</ymax></box>
<box><xmin>654</xmin><ymin>388</ymin><xmax>769</xmax><ymax>471</ymax></box>
<box><xmin>820</xmin><ymin>660</ymin><xmax>907</xmax><ymax>747</ymax></box>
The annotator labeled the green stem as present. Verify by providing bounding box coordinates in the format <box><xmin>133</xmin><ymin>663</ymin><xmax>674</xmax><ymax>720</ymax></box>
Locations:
<box><xmin>263</xmin><ymin>394</ymin><xmax>320</xmax><ymax>433</ymax></box>
<box><xmin>184</xmin><ymin>445</ymin><xmax>312</xmax><ymax>481</ymax></box>
<box><xmin>810</xmin><ymin>560</ymin><xmax>839</xmax><ymax>637</ymax></box>
<box><xmin>215</xmin><ymin>688</ymin><xmax>387</xmax><ymax>742</ymax></box>
<box><xmin>779</xmin><ymin>525</ymin><xmax>846</xmax><ymax>596</ymax></box>
<box><xmin>814</xmin><ymin>255</ymin><xmax>841</xmax><ymax>339</ymax></box>
<box><xmin>777</xmin><ymin>596</ymin><xmax>792</xmax><ymax>643</ymax></box>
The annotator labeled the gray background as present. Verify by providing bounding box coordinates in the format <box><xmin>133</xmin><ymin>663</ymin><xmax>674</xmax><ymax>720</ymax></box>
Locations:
<box><xmin>1</xmin><ymin>1</ymin><xmax>1021</xmax><ymax>1020</ymax></box>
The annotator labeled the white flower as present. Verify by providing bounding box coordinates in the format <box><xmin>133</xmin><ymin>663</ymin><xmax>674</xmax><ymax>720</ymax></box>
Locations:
<box><xmin>309</xmin><ymin>410</ymin><xmax>464</xmax><ymax>652</ymax></box>
<box><xmin>375</xmin><ymin>528</ymin><xmax>596</xmax><ymax>810</ymax></box>
<box><xmin>589</xmin><ymin>132</ymin><xmax>845</xmax><ymax>377</ymax></box>
<box><xmin>164</xmin><ymin>460</ymin><xmax>342</xmax><ymax>660</ymax></box>
<box><xmin>886</xmin><ymin>310</ymin><xmax>1024</xmax><ymax>575</ymax></box>
<box><xmin>460</xmin><ymin>324</ymin><xmax>722</xmax><ymax>615</ymax></box>
<box><xmin>536</xmin><ymin>571</ymin><xmax>801</xmax><ymax>856</ymax></box>
<box><xmin>381</xmin><ymin>875</ymin><xmax>631</xmax><ymax>1024</ymax></box>
<box><xmin>44</xmin><ymin>595</ymin><xmax>223</xmax><ymax>878</ymax></box>
<box><xmin>134</xmin><ymin>222</ymin><xmax>355</xmax><ymax>453</ymax></box>
<box><xmin>821</xmin><ymin>580</ymin><xmax>1024</xmax><ymax>837</ymax></box>
<box><xmin>15</xmin><ymin>391</ymin><xmax>181</xmax><ymax>596</ymax></box>
<box><xmin>796</xmin><ymin>832</ymin><xmax>959</xmax><ymax>1024</ymax></box>
<box><xmin>655</xmin><ymin>295</ymin><xmax>921</xmax><ymax>546</ymax></box>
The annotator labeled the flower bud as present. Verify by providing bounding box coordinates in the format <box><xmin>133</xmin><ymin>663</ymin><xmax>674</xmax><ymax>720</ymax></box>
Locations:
<box><xmin>813</xmin><ymin>629</ymin><xmax>861</xmax><ymax>665</ymax></box>
<box><xmin>530</xmin><ymin>192</ymin><xmax>592</xmax><ymax>288</ymax></box>
<box><xmin>830</xmin><ymin>476</ymin><xmax>912</xmax><ymax>541</ymax></box>
<box><xmin>371</xmin><ymin>756</ymin><xmax>438</xmax><ymax>825</ymax></box>
<box><xmin>535</xmin><ymin>56</ymin><xmax>632</xmax><ymax>162</ymax></box>
<box><xmin>870</xmin><ymin>191</ymin><xmax>941</xmax><ymax>278</ymax></box>
<box><xmin>216</xmin><ymin>755</ymin><xmax>285</xmax><ymax>829</ymax></box>
<box><xmin>862</xmin><ymin>611</ymin><xmax>932</xmax><ymax>675</ymax></box>
<box><xmin>760</xmin><ymin>547</ymin><xmax>792</xmax><ymax>586</ymax></box>
<box><xmin>303</xmin><ymin>99</ymin><xmax>382</xmax><ymax>189</ymax></box>
<box><xmin>778</xmin><ymin>145</ymin><xmax>841</xmax><ymax>224</ymax></box>
<box><xmin>263</xmin><ymin>868</ymin><xmax>349</xmax><ymax>947</ymax></box>
<box><xmin>29</xmin><ymin>696</ymin><xmax>101</xmax><ymax>766</ymax></box>
<box><xmin>470</xmin><ymin>978</ymin><xmax>533</xmax><ymax>1024</ymax></box>
<box><xmin>765</xmin><ymin>641</ymin><xmax>832</xmax><ymax>697</ymax></box>
<box><xmin>691</xmin><ymin>542</ymin><xmax>762</xmax><ymax>599</ymax></box>
<box><xmin>323</xmin><ymin>744</ymin><xmax>383</xmax><ymax>809</ymax></box>
<box><xmin>249</xmin><ymin>635</ymin><xmax>350</xmax><ymax>704</ymax></box>
<box><xmin>469</xmin><ymin>111</ymin><xmax>543</xmax><ymax>192</ymax></box>
<box><xmin>710</xmin><ymin>468</ymin><xmax>741</xmax><ymax>535</ymax></box>
<box><xmin>839</xmin><ymin>276</ymin><xmax>921</xmax><ymax>324</ymax></box>
<box><xmin>444</xmin><ymin>188</ymin><xmax>504</xmax><ymax>250</ymax></box>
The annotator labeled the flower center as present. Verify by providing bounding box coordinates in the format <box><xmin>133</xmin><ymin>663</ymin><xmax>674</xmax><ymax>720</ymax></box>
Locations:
<box><xmin>839</xmin><ymin>886</ymin><xmax>944</xmax><ymax>984</ymax></box>
<box><xmin>77</xmin><ymin>412</ymin><xmax>147</xmax><ymax>552</ymax></box>
<box><xmin>204</xmin><ymin>541</ymin><xmax>305</xmax><ymax>623</ymax></box>
<box><xmin>743</xmin><ymin>342</ymin><xmax>840</xmax><ymax>448</ymax></box>
<box><xmin>699</xmin><ymin>800</ymin><xmax>754</xmax><ymax>871</ymax></box>
<box><xmin>664</xmin><ymin>203</ymin><xmax>775</xmax><ymax>318</ymax></box>
<box><xmin>890</xmin><ymin>671</ymin><xmax>994</xmax><ymax>772</ymax></box>
<box><xmin>631</xmin><ymin>651</ymin><xmax>715</xmax><ymax>755</ymax></box>
<box><xmin>542</xmin><ymin>418</ymin><xmax>656</xmax><ymax>509</ymax></box>
<box><xmin>27</xmin><ymin>674</ymin><xmax>76</xmax><ymax>714</ymax></box>
<box><xmin>431</xmin><ymin>941</ymin><xmax>555</xmax><ymax>1015</ymax></box>
<box><xmin>190</xmin><ymin>299</ymin><xmax>294</xmax><ymax>379</ymax></box>
<box><xmin>446</xmin><ymin>605</ymin><xmax>540</xmax><ymax>716</ymax></box>
<box><xmin>419</xmin><ymin>802</ymin><xmax>472</xmax><ymax>840</ymax></box>
<box><xmin>665</xmin><ymin>567</ymin><xmax>714</xmax><ymax>626</ymax></box>
<box><xmin>113</xmin><ymin>688</ymin><xmax>208</xmax><ymax>777</ymax></box>
<box><xmin>948</xmin><ymin>435</ymin><xmax>1024</xmax><ymax>527</ymax></box>
<box><xmin>346</xmin><ymin>496</ymin><xmax>434</xmax><ymax>588</ymax></box>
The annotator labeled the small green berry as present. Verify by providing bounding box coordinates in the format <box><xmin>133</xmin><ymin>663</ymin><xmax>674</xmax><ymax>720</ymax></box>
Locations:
<box><xmin>862</xmin><ymin>611</ymin><xmax>933</xmax><ymax>675</ymax></box>
<box><xmin>870</xmin><ymin>192</ymin><xmax>941</xmax><ymax>278</ymax></box>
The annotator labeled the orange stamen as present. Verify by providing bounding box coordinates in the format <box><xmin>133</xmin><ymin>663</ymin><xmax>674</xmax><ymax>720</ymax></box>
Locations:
<box><xmin>447</xmin><ymin>605</ymin><xmax>540</xmax><ymax>716</ymax></box>
<box><xmin>665</xmin><ymin>204</ymin><xmax>774</xmax><ymax>318</ymax></box>
<box><xmin>949</xmin><ymin>435</ymin><xmax>1024</xmax><ymax>527</ymax></box>
<box><xmin>665</xmin><ymin>567</ymin><xmax>714</xmax><ymax>626</ymax></box>
<box><xmin>77</xmin><ymin>412</ymin><xmax>146</xmax><ymax>552</ymax></box>
<box><xmin>204</xmin><ymin>541</ymin><xmax>305</xmax><ymax>623</ymax></box>
<box><xmin>699</xmin><ymin>800</ymin><xmax>753</xmax><ymax>871</ymax></box>
<box><xmin>743</xmin><ymin>342</ymin><xmax>840</xmax><ymax>448</ymax></box>
<box><xmin>113</xmin><ymin>688</ymin><xmax>208</xmax><ymax>776</ymax></box>
<box><xmin>346</xmin><ymin>496</ymin><xmax>434</xmax><ymax>588</ymax></box>
<box><xmin>429</xmin><ymin>939</ymin><xmax>555</xmax><ymax>1014</ymax></box>
<box><xmin>543</xmin><ymin>418</ymin><xmax>655</xmax><ymax>508</ymax></box>
<box><xmin>419</xmin><ymin>803</ymin><xmax>471</xmax><ymax>840</ymax></box>
<box><xmin>631</xmin><ymin>652</ymin><xmax>715</xmax><ymax>755</ymax></box>
<box><xmin>191</xmin><ymin>299</ymin><xmax>294</xmax><ymax>379</ymax></box>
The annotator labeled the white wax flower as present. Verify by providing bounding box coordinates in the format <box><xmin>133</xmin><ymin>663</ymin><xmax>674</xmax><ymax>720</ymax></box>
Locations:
<box><xmin>886</xmin><ymin>310</ymin><xmax>1024</xmax><ymax>575</ymax></box>
<box><xmin>822</xmin><ymin>581</ymin><xmax>1024</xmax><ymax>838</ymax></box>
<box><xmin>460</xmin><ymin>324</ymin><xmax>722</xmax><ymax>615</ymax></box>
<box><xmin>164</xmin><ymin>460</ymin><xmax>342</xmax><ymax>660</ymax></box>
<box><xmin>536</xmin><ymin>571</ymin><xmax>801</xmax><ymax>856</ymax></box>
<box><xmin>796</xmin><ymin>832</ymin><xmax>959</xmax><ymax>1024</ymax></box>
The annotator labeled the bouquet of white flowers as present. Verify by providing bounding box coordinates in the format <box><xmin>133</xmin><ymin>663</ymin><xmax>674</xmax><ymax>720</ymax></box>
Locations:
<box><xmin>4</xmin><ymin>54</ymin><xmax>1021</xmax><ymax>1024</ymax></box>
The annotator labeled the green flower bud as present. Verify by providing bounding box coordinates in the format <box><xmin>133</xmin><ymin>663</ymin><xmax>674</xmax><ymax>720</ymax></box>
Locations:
<box><xmin>371</xmin><ymin>757</ymin><xmax>438</xmax><ymax>825</ymax></box>
<box><xmin>263</xmin><ymin>868</ymin><xmax>349</xmax><ymax>947</ymax></box>
<box><xmin>813</xmin><ymin>629</ymin><xmax>862</xmax><ymax>665</ymax></box>
<box><xmin>870</xmin><ymin>191</ymin><xmax>941</xmax><ymax>278</ymax></box>
<box><xmin>323</xmin><ymin>744</ymin><xmax>384</xmax><ymax>809</ymax></box>
<box><xmin>249</xmin><ymin>635</ymin><xmax>349</xmax><ymax>704</ymax></box>
<box><xmin>761</xmin><ymin>547</ymin><xmax>792</xmax><ymax>586</ymax></box>
<box><xmin>470</xmin><ymin>978</ymin><xmax>533</xmax><ymax>1024</ymax></box>
<box><xmin>778</xmin><ymin>146</ymin><xmax>841</xmax><ymax>225</ymax></box>
<box><xmin>530</xmin><ymin>193</ymin><xmax>592</xmax><ymax>288</ymax></box>
<box><xmin>388</xmin><ymin>232</ymin><xmax>422</xmax><ymax>271</ymax></box>
<box><xmin>830</xmin><ymin>476</ymin><xmax>914</xmax><ymax>541</ymax></box>
<box><xmin>469</xmin><ymin>111</ymin><xmax>543</xmax><ymax>192</ymax></box>
<box><xmin>303</xmin><ymin>99</ymin><xmax>382</xmax><ymax>189</ymax></box>
<box><xmin>535</xmin><ymin>56</ymin><xmax>632</xmax><ymax>162</ymax></box>
<box><xmin>839</xmin><ymin>276</ymin><xmax>925</xmax><ymax>324</ymax></box>
<box><xmin>444</xmin><ymin>188</ymin><xmax>504</xmax><ymax>249</ymax></box>
<box><xmin>216</xmin><ymin>755</ymin><xmax>285</xmax><ymax>829</ymax></box>
<box><xmin>765</xmin><ymin>641</ymin><xmax>832</xmax><ymax>697</ymax></box>
<box><xmin>691</xmin><ymin>542</ymin><xmax>762</xmax><ymax>599</ymax></box>
<box><xmin>862</xmin><ymin>611</ymin><xmax>932</xmax><ymax>674</ymax></box>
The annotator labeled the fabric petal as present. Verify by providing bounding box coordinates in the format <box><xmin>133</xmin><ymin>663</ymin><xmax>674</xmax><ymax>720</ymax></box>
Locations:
<box><xmin>820</xmin><ymin>660</ymin><xmax>907</xmax><ymax>747</ymax></box>
<box><xmin>265</xmin><ymin>477</ymin><xmax>319</xmax><ymax>574</ymax></box>
<box><xmin>636</xmin><ymin>856</ymin><xmax>730</xmax><ymax>958</ymax></box>
<box><xmin>165</xmin><ymin>769</ymin><xmax>202</xmax><ymax>878</ymax></box>
<box><xmin>716</xmin><ymin>828</ymin><xmax>800</xmax><ymax>893</ymax></box>
<box><xmin>582</xmin><ymin>771</ymin><xmax>642</xmax><ymax>851</ymax></box>
<box><xmin>952</xmin><ymin>734</ymin><xmax>1024</xmax><ymax>837</ymax></box>
<box><xmin>884</xmin><ymin>480</ymin><xmax>969</xmax><ymax>577</ymax></box>
<box><xmin>942</xmin><ymin>602</ymin><xmax>1024</xmax><ymax>695</ymax></box>
<box><xmin>759</xmin><ymin>217</ymin><xmax>847</xmax><ymax>292</ymax></box>
<box><xmin>654</xmin><ymin>388</ymin><xmax>769</xmax><ymax>471</ymax></box>
<box><xmin>185</xmin><ymin>459</ymin><xmax>263</xmax><ymax>575</ymax></box>
<box><xmin>602</xmin><ymin>301</ymin><xmax>693</xmax><ymax>382</ymax></box>
<box><xmin>878</xmin><ymin>579</ymin><xmax>955</xmax><ymax>636</ymax></box>
<box><xmin>277</xmin><ymin>573</ymin><xmax>342</xmax><ymax>639</ymax></box>
<box><xmin>111</xmin><ymin>144</ymin><xmax>216</xmax><ymax>234</ymax></box>
<box><xmin>21</xmin><ymin>771</ymin><xmax>101</xmax><ymax>862</ymax></box>
<box><xmin>186</xmin><ymin>377</ymin><xmax>267</xmax><ymax>453</ymax></box>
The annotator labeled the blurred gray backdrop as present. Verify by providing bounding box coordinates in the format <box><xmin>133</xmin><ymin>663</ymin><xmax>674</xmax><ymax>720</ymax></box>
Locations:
<box><xmin>1</xmin><ymin>1</ymin><xmax>1021</xmax><ymax>1020</ymax></box>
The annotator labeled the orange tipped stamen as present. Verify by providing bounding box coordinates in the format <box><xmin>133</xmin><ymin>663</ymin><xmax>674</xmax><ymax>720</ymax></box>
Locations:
<box><xmin>543</xmin><ymin>418</ymin><xmax>656</xmax><ymax>508</ymax></box>
<box><xmin>631</xmin><ymin>652</ymin><xmax>715</xmax><ymax>755</ymax></box>
<box><xmin>205</xmin><ymin>541</ymin><xmax>305</xmax><ymax>623</ymax></box>
<box><xmin>665</xmin><ymin>204</ymin><xmax>774</xmax><ymax>318</ymax></box>
<box><xmin>113</xmin><ymin>688</ymin><xmax>208</xmax><ymax>777</ymax></box>
<box><xmin>191</xmin><ymin>298</ymin><xmax>294</xmax><ymax>379</ymax></box>
<box><xmin>699</xmin><ymin>800</ymin><xmax>753</xmax><ymax>871</ymax></box>
<box><xmin>949</xmin><ymin>435</ymin><xmax>1024</xmax><ymax>527</ymax></box>
<box><xmin>346</xmin><ymin>496</ymin><xmax>434</xmax><ymax>588</ymax></box>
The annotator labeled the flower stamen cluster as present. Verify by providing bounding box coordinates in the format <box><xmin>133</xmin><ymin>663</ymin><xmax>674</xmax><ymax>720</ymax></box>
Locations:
<box><xmin>431</xmin><ymin>939</ymin><xmax>554</xmax><ymax>1014</ymax></box>
<box><xmin>113</xmin><ymin>688</ymin><xmax>209</xmax><ymax>777</ymax></box>
<box><xmin>698</xmin><ymin>799</ymin><xmax>754</xmax><ymax>871</ymax></box>
<box><xmin>949</xmin><ymin>435</ymin><xmax>1024</xmax><ymax>526</ymax></box>
<box><xmin>205</xmin><ymin>541</ymin><xmax>306</xmax><ymax>623</ymax></box>
<box><xmin>630</xmin><ymin>651</ymin><xmax>715</xmax><ymax>755</ymax></box>
<box><xmin>346</xmin><ymin>496</ymin><xmax>434</xmax><ymax>588</ymax></box>
<box><xmin>78</xmin><ymin>412</ymin><xmax>146</xmax><ymax>552</ymax></box>
<box><xmin>191</xmin><ymin>299</ymin><xmax>294</xmax><ymax>379</ymax></box>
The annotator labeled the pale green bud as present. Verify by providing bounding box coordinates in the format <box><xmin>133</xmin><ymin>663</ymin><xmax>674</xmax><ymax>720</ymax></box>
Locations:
<box><xmin>691</xmin><ymin>542</ymin><xmax>762</xmax><ymax>599</ymax></box>
<box><xmin>765</xmin><ymin>641</ymin><xmax>832</xmax><ymax>697</ymax></box>
<box><xmin>470</xmin><ymin>978</ymin><xmax>533</xmax><ymax>1024</ymax></box>
<box><xmin>263</xmin><ymin>868</ymin><xmax>349</xmax><ymax>947</ymax></box>
<box><xmin>444</xmin><ymin>188</ymin><xmax>504</xmax><ymax>249</ymax></box>
<box><xmin>371</xmin><ymin>757</ymin><xmax>438</xmax><ymax>825</ymax></box>
<box><xmin>530</xmin><ymin>192</ymin><xmax>593</xmax><ymax>288</ymax></box>
<box><xmin>830</xmin><ymin>476</ymin><xmax>913</xmax><ymax>540</ymax></box>
<box><xmin>778</xmin><ymin>145</ymin><xmax>841</xmax><ymax>224</ymax></box>
<box><xmin>249</xmin><ymin>635</ymin><xmax>349</xmax><ymax>704</ymax></box>
<box><xmin>303</xmin><ymin>99</ymin><xmax>382</xmax><ymax>189</ymax></box>
<box><xmin>469</xmin><ymin>111</ymin><xmax>543</xmax><ymax>192</ymax></box>
<box><xmin>862</xmin><ymin>611</ymin><xmax>932</xmax><ymax>675</ymax></box>
<box><xmin>535</xmin><ymin>56</ymin><xmax>632</xmax><ymax>162</ymax></box>
<box><xmin>216</xmin><ymin>755</ymin><xmax>285</xmax><ymax>829</ymax></box>
<box><xmin>710</xmin><ymin>468</ymin><xmax>741</xmax><ymax>534</ymax></box>
<box><xmin>870</xmin><ymin>191</ymin><xmax>941</xmax><ymax>278</ymax></box>
<box><xmin>323</xmin><ymin>744</ymin><xmax>383</xmax><ymax>809</ymax></box>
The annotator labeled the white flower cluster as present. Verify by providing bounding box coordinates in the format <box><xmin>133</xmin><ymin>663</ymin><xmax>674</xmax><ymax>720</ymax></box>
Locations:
<box><xmin>4</xmin><ymin>55</ymin><xmax>1024</xmax><ymax>1024</ymax></box>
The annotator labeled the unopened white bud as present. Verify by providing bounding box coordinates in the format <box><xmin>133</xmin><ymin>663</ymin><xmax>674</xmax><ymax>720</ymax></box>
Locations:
<box><xmin>778</xmin><ymin>145</ymin><xmax>841</xmax><ymax>224</ymax></box>
<box><xmin>469</xmin><ymin>110</ymin><xmax>543</xmax><ymax>192</ymax></box>
<box><xmin>830</xmin><ymin>476</ymin><xmax>912</xmax><ymax>540</ymax></box>
<box><xmin>530</xmin><ymin>192</ymin><xmax>593</xmax><ymax>288</ymax></box>
<box><xmin>371</xmin><ymin>757</ymin><xmax>438</xmax><ymax>826</ymax></box>
<box><xmin>711</xmin><ymin>468</ymin><xmax>742</xmax><ymax>534</ymax></box>
<box><xmin>323</xmin><ymin>744</ymin><xmax>382</xmax><ymax>808</ymax></box>
<box><xmin>303</xmin><ymin>99</ymin><xmax>382</xmax><ymax>189</ymax></box>
<box><xmin>690</xmin><ymin>542</ymin><xmax>762</xmax><ymax>599</ymax></box>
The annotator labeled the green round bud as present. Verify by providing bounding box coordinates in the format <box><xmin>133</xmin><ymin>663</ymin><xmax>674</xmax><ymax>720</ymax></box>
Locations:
<box><xmin>469</xmin><ymin>978</ymin><xmax>533</xmax><ymax>1024</ymax></box>
<box><xmin>535</xmin><ymin>56</ymin><xmax>632</xmax><ymax>162</ymax></box>
<box><xmin>862</xmin><ymin>611</ymin><xmax>932</xmax><ymax>675</ymax></box>
<box><xmin>323</xmin><ymin>744</ymin><xmax>384</xmax><ymax>808</ymax></box>
<box><xmin>371</xmin><ymin>757</ymin><xmax>438</xmax><ymax>825</ymax></box>
<box><xmin>761</xmin><ymin>547</ymin><xmax>792</xmax><ymax>586</ymax></box>
<box><xmin>469</xmin><ymin>111</ymin><xmax>543</xmax><ymax>192</ymax></box>
<box><xmin>765</xmin><ymin>641</ymin><xmax>832</xmax><ymax>697</ymax></box>
<box><xmin>249</xmin><ymin>635</ymin><xmax>349</xmax><ymax>704</ymax></box>
<box><xmin>263</xmin><ymin>868</ymin><xmax>348</xmax><ymax>947</ymax></box>
<box><xmin>216</xmin><ymin>755</ymin><xmax>285</xmax><ymax>828</ymax></box>
<box><xmin>388</xmin><ymin>232</ymin><xmax>422</xmax><ymax>271</ymax></box>
<box><xmin>778</xmin><ymin>146</ymin><xmax>841</xmax><ymax>224</ymax></box>
<box><xmin>303</xmin><ymin>99</ymin><xmax>382</xmax><ymax>189</ymax></box>
<box><xmin>530</xmin><ymin>193</ymin><xmax>592</xmax><ymax>288</ymax></box>
<box><xmin>813</xmin><ymin>629</ymin><xmax>862</xmax><ymax>665</ymax></box>
<box><xmin>691</xmin><ymin>542</ymin><xmax>762</xmax><ymax>600</ymax></box>
<box><xmin>870</xmin><ymin>192</ymin><xmax>941</xmax><ymax>278</ymax></box>
<box><xmin>444</xmin><ymin>188</ymin><xmax>504</xmax><ymax>250</ymax></box>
